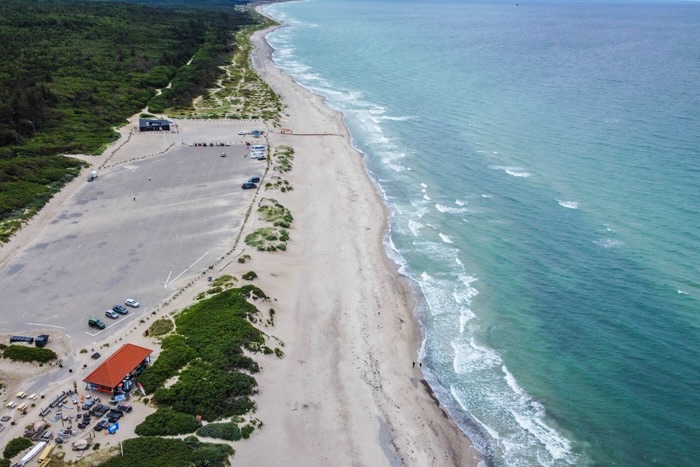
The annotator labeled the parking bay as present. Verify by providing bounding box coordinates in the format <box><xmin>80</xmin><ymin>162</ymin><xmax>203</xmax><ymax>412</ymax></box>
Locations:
<box><xmin>0</xmin><ymin>145</ymin><xmax>260</xmax><ymax>347</ymax></box>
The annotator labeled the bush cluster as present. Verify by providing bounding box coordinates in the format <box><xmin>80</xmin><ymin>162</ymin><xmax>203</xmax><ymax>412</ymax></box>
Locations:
<box><xmin>135</xmin><ymin>408</ymin><xmax>201</xmax><ymax>436</ymax></box>
<box><xmin>3</xmin><ymin>437</ymin><xmax>32</xmax><ymax>459</ymax></box>
<box><xmin>138</xmin><ymin>286</ymin><xmax>268</xmax><ymax>421</ymax></box>
<box><xmin>197</xmin><ymin>421</ymin><xmax>243</xmax><ymax>441</ymax></box>
<box><xmin>97</xmin><ymin>436</ymin><xmax>232</xmax><ymax>467</ymax></box>
<box><xmin>2</xmin><ymin>345</ymin><xmax>57</xmax><ymax>363</ymax></box>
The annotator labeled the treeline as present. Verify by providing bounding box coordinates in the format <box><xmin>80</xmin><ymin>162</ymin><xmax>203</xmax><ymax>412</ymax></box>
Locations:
<box><xmin>0</xmin><ymin>0</ymin><xmax>257</xmax><ymax>233</ymax></box>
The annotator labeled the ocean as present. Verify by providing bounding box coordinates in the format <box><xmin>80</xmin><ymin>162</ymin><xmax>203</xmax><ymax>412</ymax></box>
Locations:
<box><xmin>261</xmin><ymin>1</ymin><xmax>700</xmax><ymax>465</ymax></box>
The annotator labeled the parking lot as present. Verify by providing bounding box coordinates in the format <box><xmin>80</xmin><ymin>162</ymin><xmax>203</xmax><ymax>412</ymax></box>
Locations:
<box><xmin>0</xmin><ymin>143</ymin><xmax>264</xmax><ymax>348</ymax></box>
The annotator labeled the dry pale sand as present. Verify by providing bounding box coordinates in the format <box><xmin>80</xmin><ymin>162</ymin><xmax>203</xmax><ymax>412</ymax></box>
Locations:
<box><xmin>224</xmin><ymin>25</ymin><xmax>482</xmax><ymax>466</ymax></box>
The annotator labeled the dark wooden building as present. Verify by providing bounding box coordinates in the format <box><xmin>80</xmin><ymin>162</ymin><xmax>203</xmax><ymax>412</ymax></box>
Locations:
<box><xmin>139</xmin><ymin>118</ymin><xmax>170</xmax><ymax>132</ymax></box>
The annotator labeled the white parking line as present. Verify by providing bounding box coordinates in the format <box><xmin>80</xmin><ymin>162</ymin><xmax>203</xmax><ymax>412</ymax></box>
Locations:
<box><xmin>151</xmin><ymin>158</ymin><xmax>166</xmax><ymax>163</ymax></box>
<box><xmin>27</xmin><ymin>323</ymin><xmax>67</xmax><ymax>329</ymax></box>
<box><xmin>165</xmin><ymin>251</ymin><xmax>209</xmax><ymax>288</ymax></box>
<box><xmin>164</xmin><ymin>271</ymin><xmax>172</xmax><ymax>288</ymax></box>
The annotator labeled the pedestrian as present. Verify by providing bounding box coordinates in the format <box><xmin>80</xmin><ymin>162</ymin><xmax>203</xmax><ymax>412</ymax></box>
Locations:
<box><xmin>133</xmin><ymin>196</ymin><xmax>136</xmax><ymax>201</ymax></box>
<box><xmin>412</xmin><ymin>362</ymin><xmax>415</xmax><ymax>368</ymax></box>
<box><xmin>148</xmin><ymin>177</ymin><xmax>151</xmax><ymax>181</ymax></box>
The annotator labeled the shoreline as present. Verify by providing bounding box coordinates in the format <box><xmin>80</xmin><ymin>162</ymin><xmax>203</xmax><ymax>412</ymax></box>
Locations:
<box><xmin>229</xmin><ymin>12</ymin><xmax>482</xmax><ymax>465</ymax></box>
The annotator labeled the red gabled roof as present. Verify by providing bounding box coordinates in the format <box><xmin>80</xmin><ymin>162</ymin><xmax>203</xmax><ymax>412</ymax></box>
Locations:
<box><xmin>83</xmin><ymin>343</ymin><xmax>152</xmax><ymax>389</ymax></box>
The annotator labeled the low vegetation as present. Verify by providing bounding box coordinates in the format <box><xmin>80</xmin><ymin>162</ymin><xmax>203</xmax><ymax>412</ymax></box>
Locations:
<box><xmin>96</xmin><ymin>436</ymin><xmax>232</xmax><ymax>467</ymax></box>
<box><xmin>138</xmin><ymin>285</ymin><xmax>279</xmax><ymax>427</ymax></box>
<box><xmin>265</xmin><ymin>175</ymin><xmax>293</xmax><ymax>192</ymax></box>
<box><xmin>244</xmin><ymin>227</ymin><xmax>289</xmax><ymax>252</ymax></box>
<box><xmin>176</xmin><ymin>20</ymin><xmax>282</xmax><ymax>122</ymax></box>
<box><xmin>135</xmin><ymin>408</ymin><xmax>201</xmax><ymax>436</ymax></box>
<box><xmin>2</xmin><ymin>345</ymin><xmax>57</xmax><ymax>363</ymax></box>
<box><xmin>241</xmin><ymin>271</ymin><xmax>257</xmax><ymax>281</ymax></box>
<box><xmin>197</xmin><ymin>419</ymin><xmax>256</xmax><ymax>441</ymax></box>
<box><xmin>3</xmin><ymin>437</ymin><xmax>32</xmax><ymax>459</ymax></box>
<box><xmin>244</xmin><ymin>198</ymin><xmax>293</xmax><ymax>252</ymax></box>
<box><xmin>237</xmin><ymin>254</ymin><xmax>251</xmax><ymax>264</ymax></box>
<box><xmin>148</xmin><ymin>319</ymin><xmax>175</xmax><ymax>337</ymax></box>
<box><xmin>272</xmin><ymin>145</ymin><xmax>295</xmax><ymax>173</ymax></box>
<box><xmin>258</xmin><ymin>198</ymin><xmax>293</xmax><ymax>228</ymax></box>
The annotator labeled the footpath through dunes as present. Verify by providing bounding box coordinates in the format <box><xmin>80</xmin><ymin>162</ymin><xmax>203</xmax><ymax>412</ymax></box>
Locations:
<box><xmin>226</xmin><ymin>25</ymin><xmax>482</xmax><ymax>466</ymax></box>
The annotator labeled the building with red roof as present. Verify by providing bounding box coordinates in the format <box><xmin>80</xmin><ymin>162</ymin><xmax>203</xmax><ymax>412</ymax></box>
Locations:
<box><xmin>83</xmin><ymin>343</ymin><xmax>152</xmax><ymax>393</ymax></box>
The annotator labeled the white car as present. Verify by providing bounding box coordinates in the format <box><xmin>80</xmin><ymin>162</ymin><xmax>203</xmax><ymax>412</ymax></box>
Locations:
<box><xmin>125</xmin><ymin>299</ymin><xmax>140</xmax><ymax>308</ymax></box>
<box><xmin>238</xmin><ymin>131</ymin><xmax>247</xmax><ymax>135</ymax></box>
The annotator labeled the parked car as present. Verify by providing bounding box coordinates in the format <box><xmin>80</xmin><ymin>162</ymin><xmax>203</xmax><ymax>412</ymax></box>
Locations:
<box><xmin>88</xmin><ymin>318</ymin><xmax>106</xmax><ymax>330</ymax></box>
<box><xmin>112</xmin><ymin>305</ymin><xmax>128</xmax><ymax>315</ymax></box>
<box><xmin>241</xmin><ymin>182</ymin><xmax>257</xmax><ymax>190</ymax></box>
<box><xmin>116</xmin><ymin>403</ymin><xmax>132</xmax><ymax>413</ymax></box>
<box><xmin>248</xmin><ymin>176</ymin><xmax>261</xmax><ymax>184</ymax></box>
<box><xmin>220</xmin><ymin>152</ymin><xmax>227</xmax><ymax>157</ymax></box>
<box><xmin>105</xmin><ymin>310</ymin><xmax>119</xmax><ymax>319</ymax></box>
<box><xmin>125</xmin><ymin>299</ymin><xmax>140</xmax><ymax>308</ymax></box>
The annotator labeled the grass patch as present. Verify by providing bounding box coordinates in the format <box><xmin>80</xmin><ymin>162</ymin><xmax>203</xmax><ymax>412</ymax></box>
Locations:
<box><xmin>2</xmin><ymin>345</ymin><xmax>57</xmax><ymax>363</ymax></box>
<box><xmin>211</xmin><ymin>274</ymin><xmax>236</xmax><ymax>288</ymax></box>
<box><xmin>272</xmin><ymin>145</ymin><xmax>294</xmax><ymax>173</ymax></box>
<box><xmin>148</xmin><ymin>319</ymin><xmax>174</xmax><ymax>337</ymax></box>
<box><xmin>170</xmin><ymin>20</ymin><xmax>282</xmax><ymax>123</ymax></box>
<box><xmin>258</xmin><ymin>198</ymin><xmax>293</xmax><ymax>228</ymax></box>
<box><xmin>265</xmin><ymin>176</ymin><xmax>293</xmax><ymax>192</ymax></box>
<box><xmin>244</xmin><ymin>227</ymin><xmax>289</xmax><ymax>252</ymax></box>
<box><xmin>241</xmin><ymin>271</ymin><xmax>257</xmax><ymax>281</ymax></box>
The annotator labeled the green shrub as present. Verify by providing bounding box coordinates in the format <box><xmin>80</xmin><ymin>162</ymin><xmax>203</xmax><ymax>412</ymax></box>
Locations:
<box><xmin>96</xmin><ymin>436</ymin><xmax>232</xmax><ymax>467</ymax></box>
<box><xmin>197</xmin><ymin>421</ymin><xmax>243</xmax><ymax>441</ymax></box>
<box><xmin>135</xmin><ymin>408</ymin><xmax>201</xmax><ymax>436</ymax></box>
<box><xmin>2</xmin><ymin>345</ymin><xmax>57</xmax><ymax>363</ymax></box>
<box><xmin>241</xmin><ymin>271</ymin><xmax>257</xmax><ymax>281</ymax></box>
<box><xmin>3</xmin><ymin>437</ymin><xmax>33</xmax><ymax>459</ymax></box>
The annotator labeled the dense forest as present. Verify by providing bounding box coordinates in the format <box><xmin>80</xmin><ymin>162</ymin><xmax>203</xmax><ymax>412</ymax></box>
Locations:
<box><xmin>0</xmin><ymin>0</ymin><xmax>257</xmax><ymax>238</ymax></box>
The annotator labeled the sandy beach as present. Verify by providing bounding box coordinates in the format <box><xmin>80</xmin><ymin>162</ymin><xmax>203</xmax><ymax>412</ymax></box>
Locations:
<box><xmin>225</xmin><ymin>24</ymin><xmax>482</xmax><ymax>466</ymax></box>
<box><xmin>0</xmin><ymin>18</ymin><xmax>481</xmax><ymax>467</ymax></box>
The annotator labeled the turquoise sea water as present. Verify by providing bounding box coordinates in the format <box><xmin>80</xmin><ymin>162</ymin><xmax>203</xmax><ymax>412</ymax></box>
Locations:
<box><xmin>262</xmin><ymin>1</ymin><xmax>700</xmax><ymax>465</ymax></box>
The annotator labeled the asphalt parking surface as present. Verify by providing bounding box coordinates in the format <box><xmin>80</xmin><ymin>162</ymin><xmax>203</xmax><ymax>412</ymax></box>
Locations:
<box><xmin>0</xmin><ymin>144</ymin><xmax>264</xmax><ymax>347</ymax></box>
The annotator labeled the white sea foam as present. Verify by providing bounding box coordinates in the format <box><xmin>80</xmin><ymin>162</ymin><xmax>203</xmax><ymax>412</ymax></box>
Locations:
<box><xmin>423</xmin><ymin>194</ymin><xmax>431</xmax><ymax>201</ymax></box>
<box><xmin>458</xmin><ymin>308</ymin><xmax>476</xmax><ymax>333</ymax></box>
<box><xmin>439</xmin><ymin>233</ymin><xmax>453</xmax><ymax>244</ymax></box>
<box><xmin>436</xmin><ymin>203</ymin><xmax>469</xmax><ymax>214</ymax></box>
<box><xmin>594</xmin><ymin>238</ymin><xmax>624</xmax><ymax>248</ymax></box>
<box><xmin>505</xmin><ymin>169</ymin><xmax>531</xmax><ymax>178</ymax></box>
<box><xmin>380</xmin><ymin>115</ymin><xmax>416</xmax><ymax>121</ymax></box>
<box><xmin>453</xmin><ymin>338</ymin><xmax>502</xmax><ymax>373</ymax></box>
<box><xmin>455</xmin><ymin>199</ymin><xmax>466</xmax><ymax>206</ymax></box>
<box><xmin>677</xmin><ymin>289</ymin><xmax>689</xmax><ymax>295</ymax></box>
<box><xmin>489</xmin><ymin>165</ymin><xmax>532</xmax><ymax>178</ymax></box>
<box><xmin>408</xmin><ymin>219</ymin><xmax>424</xmax><ymax>237</ymax></box>
<box><xmin>557</xmin><ymin>200</ymin><xmax>579</xmax><ymax>209</ymax></box>
<box><xmin>420</xmin><ymin>182</ymin><xmax>428</xmax><ymax>188</ymax></box>
<box><xmin>481</xmin><ymin>193</ymin><xmax>493</xmax><ymax>198</ymax></box>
